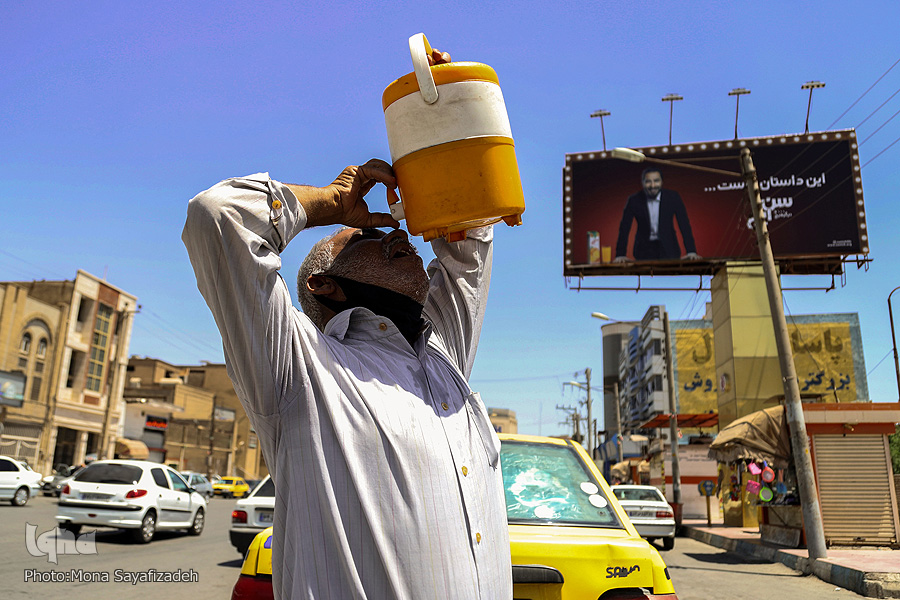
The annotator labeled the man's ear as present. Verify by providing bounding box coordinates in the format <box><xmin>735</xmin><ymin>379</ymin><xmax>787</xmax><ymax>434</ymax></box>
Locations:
<box><xmin>307</xmin><ymin>275</ymin><xmax>344</xmax><ymax>300</ymax></box>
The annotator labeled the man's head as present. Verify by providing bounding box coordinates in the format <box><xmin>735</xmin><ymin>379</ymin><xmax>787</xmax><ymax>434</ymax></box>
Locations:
<box><xmin>297</xmin><ymin>227</ymin><xmax>429</xmax><ymax>330</ymax></box>
<box><xmin>641</xmin><ymin>168</ymin><xmax>663</xmax><ymax>198</ymax></box>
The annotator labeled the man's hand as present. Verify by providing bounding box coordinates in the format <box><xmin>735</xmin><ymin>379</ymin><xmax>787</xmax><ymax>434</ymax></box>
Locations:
<box><xmin>613</xmin><ymin>255</ymin><xmax>632</xmax><ymax>264</ymax></box>
<box><xmin>427</xmin><ymin>49</ymin><xmax>451</xmax><ymax>65</ymax></box>
<box><xmin>682</xmin><ymin>252</ymin><xmax>702</xmax><ymax>261</ymax></box>
<box><xmin>290</xmin><ymin>159</ymin><xmax>400</xmax><ymax>229</ymax></box>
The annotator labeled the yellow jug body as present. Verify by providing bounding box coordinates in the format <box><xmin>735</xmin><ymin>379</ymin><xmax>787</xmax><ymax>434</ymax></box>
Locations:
<box><xmin>382</xmin><ymin>34</ymin><xmax>524</xmax><ymax>241</ymax></box>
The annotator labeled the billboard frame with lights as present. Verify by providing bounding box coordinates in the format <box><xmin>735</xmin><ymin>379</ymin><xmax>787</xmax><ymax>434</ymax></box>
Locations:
<box><xmin>563</xmin><ymin>129</ymin><xmax>868</xmax><ymax>278</ymax></box>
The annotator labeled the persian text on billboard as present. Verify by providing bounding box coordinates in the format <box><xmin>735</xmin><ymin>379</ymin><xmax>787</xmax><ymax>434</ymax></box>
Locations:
<box><xmin>564</xmin><ymin>130</ymin><xmax>866</xmax><ymax>276</ymax></box>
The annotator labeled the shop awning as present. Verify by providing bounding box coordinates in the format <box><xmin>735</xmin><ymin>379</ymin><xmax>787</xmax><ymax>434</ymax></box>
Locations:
<box><xmin>115</xmin><ymin>438</ymin><xmax>149</xmax><ymax>460</ymax></box>
<box><xmin>637</xmin><ymin>413</ymin><xmax>719</xmax><ymax>430</ymax></box>
<box><xmin>707</xmin><ymin>405</ymin><xmax>791</xmax><ymax>468</ymax></box>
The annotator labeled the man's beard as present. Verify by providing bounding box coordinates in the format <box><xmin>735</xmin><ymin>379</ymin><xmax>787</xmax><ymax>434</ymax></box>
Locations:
<box><xmin>330</xmin><ymin>244</ymin><xmax>429</xmax><ymax>305</ymax></box>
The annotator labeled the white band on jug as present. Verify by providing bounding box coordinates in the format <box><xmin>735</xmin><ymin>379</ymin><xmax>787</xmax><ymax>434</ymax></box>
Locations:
<box><xmin>384</xmin><ymin>80</ymin><xmax>514</xmax><ymax>163</ymax></box>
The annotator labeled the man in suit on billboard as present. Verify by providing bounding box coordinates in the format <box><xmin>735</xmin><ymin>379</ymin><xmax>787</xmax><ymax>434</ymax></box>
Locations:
<box><xmin>614</xmin><ymin>167</ymin><xmax>700</xmax><ymax>262</ymax></box>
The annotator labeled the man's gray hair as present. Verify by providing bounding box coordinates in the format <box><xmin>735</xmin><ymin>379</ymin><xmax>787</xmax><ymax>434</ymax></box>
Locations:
<box><xmin>297</xmin><ymin>230</ymin><xmax>344</xmax><ymax>330</ymax></box>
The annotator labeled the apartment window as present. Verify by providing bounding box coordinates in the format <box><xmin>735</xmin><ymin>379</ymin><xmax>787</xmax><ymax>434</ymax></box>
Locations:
<box><xmin>67</xmin><ymin>350</ymin><xmax>86</xmax><ymax>389</ymax></box>
<box><xmin>20</xmin><ymin>333</ymin><xmax>32</xmax><ymax>354</ymax></box>
<box><xmin>37</xmin><ymin>338</ymin><xmax>47</xmax><ymax>358</ymax></box>
<box><xmin>85</xmin><ymin>304</ymin><xmax>113</xmax><ymax>393</ymax></box>
<box><xmin>29</xmin><ymin>377</ymin><xmax>41</xmax><ymax>401</ymax></box>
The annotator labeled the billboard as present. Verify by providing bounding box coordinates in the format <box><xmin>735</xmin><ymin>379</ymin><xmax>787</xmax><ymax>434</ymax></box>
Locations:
<box><xmin>0</xmin><ymin>370</ymin><xmax>26</xmax><ymax>408</ymax></box>
<box><xmin>563</xmin><ymin>129</ymin><xmax>867</xmax><ymax>277</ymax></box>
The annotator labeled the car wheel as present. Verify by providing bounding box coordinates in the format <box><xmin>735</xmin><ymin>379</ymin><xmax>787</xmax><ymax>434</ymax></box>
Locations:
<box><xmin>662</xmin><ymin>536</ymin><xmax>675</xmax><ymax>551</ymax></box>
<box><xmin>61</xmin><ymin>522</ymin><xmax>82</xmax><ymax>536</ymax></box>
<box><xmin>188</xmin><ymin>508</ymin><xmax>205</xmax><ymax>536</ymax></box>
<box><xmin>132</xmin><ymin>511</ymin><xmax>157</xmax><ymax>544</ymax></box>
<box><xmin>11</xmin><ymin>486</ymin><xmax>29</xmax><ymax>506</ymax></box>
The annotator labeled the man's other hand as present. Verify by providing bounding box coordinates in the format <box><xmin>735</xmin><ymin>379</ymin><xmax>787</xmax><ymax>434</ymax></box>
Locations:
<box><xmin>613</xmin><ymin>256</ymin><xmax>632</xmax><ymax>264</ymax></box>
<box><xmin>682</xmin><ymin>252</ymin><xmax>702</xmax><ymax>261</ymax></box>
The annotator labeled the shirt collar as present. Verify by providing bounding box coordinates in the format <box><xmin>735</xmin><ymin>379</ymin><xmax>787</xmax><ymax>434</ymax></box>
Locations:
<box><xmin>647</xmin><ymin>192</ymin><xmax>661</xmax><ymax>202</ymax></box>
<box><xmin>323</xmin><ymin>307</ymin><xmax>432</xmax><ymax>353</ymax></box>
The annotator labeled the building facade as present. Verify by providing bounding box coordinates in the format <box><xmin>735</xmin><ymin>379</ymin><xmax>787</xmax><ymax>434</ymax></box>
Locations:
<box><xmin>125</xmin><ymin>357</ymin><xmax>267</xmax><ymax>480</ymax></box>
<box><xmin>0</xmin><ymin>271</ymin><xmax>137</xmax><ymax>475</ymax></box>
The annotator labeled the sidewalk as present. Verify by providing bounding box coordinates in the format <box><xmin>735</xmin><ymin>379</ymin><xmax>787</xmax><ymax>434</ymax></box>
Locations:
<box><xmin>682</xmin><ymin>519</ymin><xmax>900</xmax><ymax>598</ymax></box>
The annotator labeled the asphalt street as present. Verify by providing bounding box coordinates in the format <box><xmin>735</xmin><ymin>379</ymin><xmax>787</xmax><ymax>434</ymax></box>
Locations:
<box><xmin>1</xmin><ymin>493</ymin><xmax>243</xmax><ymax>599</ymax></box>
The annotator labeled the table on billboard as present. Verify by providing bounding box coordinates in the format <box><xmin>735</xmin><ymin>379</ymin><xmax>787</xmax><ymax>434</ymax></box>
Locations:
<box><xmin>563</xmin><ymin>130</ymin><xmax>867</xmax><ymax>277</ymax></box>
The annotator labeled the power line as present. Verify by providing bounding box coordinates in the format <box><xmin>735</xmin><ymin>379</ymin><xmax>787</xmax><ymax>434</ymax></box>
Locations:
<box><xmin>862</xmin><ymin>133</ymin><xmax>900</xmax><ymax>168</ymax></box>
<box><xmin>827</xmin><ymin>57</ymin><xmax>900</xmax><ymax>129</ymax></box>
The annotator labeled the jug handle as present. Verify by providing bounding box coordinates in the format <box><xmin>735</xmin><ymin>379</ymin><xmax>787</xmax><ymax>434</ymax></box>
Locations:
<box><xmin>409</xmin><ymin>33</ymin><xmax>439</xmax><ymax>105</ymax></box>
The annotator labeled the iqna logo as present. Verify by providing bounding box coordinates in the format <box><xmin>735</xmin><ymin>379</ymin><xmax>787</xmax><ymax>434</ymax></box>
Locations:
<box><xmin>606</xmin><ymin>564</ymin><xmax>640</xmax><ymax>578</ymax></box>
<box><xmin>25</xmin><ymin>524</ymin><xmax>98</xmax><ymax>564</ymax></box>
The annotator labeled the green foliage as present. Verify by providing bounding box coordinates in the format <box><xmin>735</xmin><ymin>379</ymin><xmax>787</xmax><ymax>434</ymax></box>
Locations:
<box><xmin>890</xmin><ymin>425</ymin><xmax>900</xmax><ymax>474</ymax></box>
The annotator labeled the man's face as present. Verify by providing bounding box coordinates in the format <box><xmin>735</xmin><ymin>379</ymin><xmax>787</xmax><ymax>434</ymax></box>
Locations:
<box><xmin>326</xmin><ymin>228</ymin><xmax>429</xmax><ymax>304</ymax></box>
<box><xmin>642</xmin><ymin>171</ymin><xmax>663</xmax><ymax>198</ymax></box>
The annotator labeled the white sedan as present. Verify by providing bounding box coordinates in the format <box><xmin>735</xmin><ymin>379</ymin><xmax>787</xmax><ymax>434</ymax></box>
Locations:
<box><xmin>611</xmin><ymin>484</ymin><xmax>677</xmax><ymax>550</ymax></box>
<box><xmin>56</xmin><ymin>459</ymin><xmax>207</xmax><ymax>543</ymax></box>
<box><xmin>0</xmin><ymin>455</ymin><xmax>42</xmax><ymax>506</ymax></box>
<box><xmin>229</xmin><ymin>475</ymin><xmax>274</xmax><ymax>555</ymax></box>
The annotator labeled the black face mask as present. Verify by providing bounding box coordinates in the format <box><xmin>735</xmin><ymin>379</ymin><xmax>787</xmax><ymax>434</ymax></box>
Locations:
<box><xmin>314</xmin><ymin>275</ymin><xmax>426</xmax><ymax>345</ymax></box>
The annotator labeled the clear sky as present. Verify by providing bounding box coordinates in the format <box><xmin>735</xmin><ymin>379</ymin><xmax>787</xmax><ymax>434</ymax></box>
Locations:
<box><xmin>3</xmin><ymin>2</ymin><xmax>899</xmax><ymax>437</ymax></box>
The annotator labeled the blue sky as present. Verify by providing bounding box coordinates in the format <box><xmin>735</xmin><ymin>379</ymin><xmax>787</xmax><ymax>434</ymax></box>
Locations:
<box><xmin>2</xmin><ymin>2</ymin><xmax>899</xmax><ymax>436</ymax></box>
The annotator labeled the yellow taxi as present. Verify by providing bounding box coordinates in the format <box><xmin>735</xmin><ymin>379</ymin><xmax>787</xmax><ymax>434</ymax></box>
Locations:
<box><xmin>501</xmin><ymin>433</ymin><xmax>676</xmax><ymax>599</ymax></box>
<box><xmin>231</xmin><ymin>434</ymin><xmax>678</xmax><ymax>599</ymax></box>
<box><xmin>213</xmin><ymin>476</ymin><xmax>250</xmax><ymax>498</ymax></box>
<box><xmin>231</xmin><ymin>526</ymin><xmax>273</xmax><ymax>600</ymax></box>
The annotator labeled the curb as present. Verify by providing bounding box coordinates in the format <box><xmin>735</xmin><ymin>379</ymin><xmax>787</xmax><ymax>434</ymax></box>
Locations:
<box><xmin>683</xmin><ymin>527</ymin><xmax>900</xmax><ymax>598</ymax></box>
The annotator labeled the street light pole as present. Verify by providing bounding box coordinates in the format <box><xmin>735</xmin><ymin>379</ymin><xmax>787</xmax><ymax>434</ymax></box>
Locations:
<box><xmin>741</xmin><ymin>147</ymin><xmax>828</xmax><ymax>560</ymax></box>
<box><xmin>661</xmin><ymin>94</ymin><xmax>683</xmax><ymax>145</ymax></box>
<box><xmin>590</xmin><ymin>110</ymin><xmax>611</xmax><ymax>151</ymax></box>
<box><xmin>728</xmin><ymin>88</ymin><xmax>751</xmax><ymax>139</ymax></box>
<box><xmin>802</xmin><ymin>81</ymin><xmax>826</xmax><ymax>134</ymax></box>
<box><xmin>888</xmin><ymin>286</ymin><xmax>900</xmax><ymax>401</ymax></box>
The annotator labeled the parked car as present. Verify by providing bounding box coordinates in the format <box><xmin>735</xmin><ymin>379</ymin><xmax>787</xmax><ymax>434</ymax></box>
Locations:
<box><xmin>0</xmin><ymin>455</ymin><xmax>42</xmax><ymax>506</ymax></box>
<box><xmin>56</xmin><ymin>459</ymin><xmax>206</xmax><ymax>543</ymax></box>
<box><xmin>181</xmin><ymin>471</ymin><xmax>214</xmax><ymax>500</ymax></box>
<box><xmin>230</xmin><ymin>435</ymin><xmax>678</xmax><ymax>599</ymax></box>
<box><xmin>213</xmin><ymin>476</ymin><xmax>250</xmax><ymax>498</ymax></box>
<box><xmin>42</xmin><ymin>464</ymin><xmax>86</xmax><ymax>497</ymax></box>
<box><xmin>230</xmin><ymin>475</ymin><xmax>274</xmax><ymax>555</ymax></box>
<box><xmin>611</xmin><ymin>484</ymin><xmax>677</xmax><ymax>550</ymax></box>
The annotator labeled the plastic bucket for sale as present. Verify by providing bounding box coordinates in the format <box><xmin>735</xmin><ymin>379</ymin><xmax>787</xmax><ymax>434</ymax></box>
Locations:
<box><xmin>382</xmin><ymin>33</ymin><xmax>525</xmax><ymax>242</ymax></box>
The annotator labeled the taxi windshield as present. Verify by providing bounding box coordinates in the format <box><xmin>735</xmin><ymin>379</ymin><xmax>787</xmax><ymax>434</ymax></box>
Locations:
<box><xmin>500</xmin><ymin>440</ymin><xmax>623</xmax><ymax>528</ymax></box>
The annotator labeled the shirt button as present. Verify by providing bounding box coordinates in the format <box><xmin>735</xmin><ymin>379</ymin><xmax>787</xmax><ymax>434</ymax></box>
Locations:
<box><xmin>475</xmin><ymin>532</ymin><xmax>482</xmax><ymax>543</ymax></box>
<box><xmin>272</xmin><ymin>199</ymin><xmax>282</xmax><ymax>210</ymax></box>
<box><xmin>379</xmin><ymin>322</ymin><xmax>387</xmax><ymax>331</ymax></box>
<box><xmin>461</xmin><ymin>466</ymin><xmax>468</xmax><ymax>476</ymax></box>
<box><xmin>441</xmin><ymin>402</ymin><xmax>449</xmax><ymax>411</ymax></box>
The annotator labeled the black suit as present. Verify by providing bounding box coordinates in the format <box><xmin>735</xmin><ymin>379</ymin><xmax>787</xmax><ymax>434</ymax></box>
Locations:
<box><xmin>614</xmin><ymin>189</ymin><xmax>696</xmax><ymax>260</ymax></box>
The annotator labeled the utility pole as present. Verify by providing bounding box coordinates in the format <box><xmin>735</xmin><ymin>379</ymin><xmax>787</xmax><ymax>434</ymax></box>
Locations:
<box><xmin>556</xmin><ymin>404</ymin><xmax>582</xmax><ymax>443</ymax></box>
<box><xmin>563</xmin><ymin>369</ymin><xmax>594</xmax><ymax>454</ymax></box>
<box><xmin>662</xmin><ymin>311</ymin><xmax>682</xmax><ymax>522</ymax></box>
<box><xmin>585</xmin><ymin>368</ymin><xmax>592</xmax><ymax>456</ymax></box>
<box><xmin>613</xmin><ymin>381</ymin><xmax>624</xmax><ymax>463</ymax></box>
<box><xmin>741</xmin><ymin>147</ymin><xmax>828</xmax><ymax>560</ymax></box>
